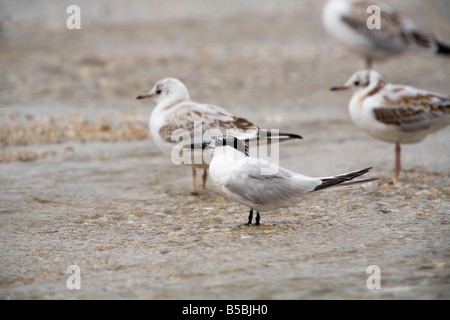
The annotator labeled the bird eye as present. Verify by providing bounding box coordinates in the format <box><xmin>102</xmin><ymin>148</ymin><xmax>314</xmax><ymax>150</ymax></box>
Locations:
<box><xmin>156</xmin><ymin>89</ymin><xmax>162</xmax><ymax>94</ymax></box>
<box><xmin>354</xmin><ymin>81</ymin><xmax>360</xmax><ymax>86</ymax></box>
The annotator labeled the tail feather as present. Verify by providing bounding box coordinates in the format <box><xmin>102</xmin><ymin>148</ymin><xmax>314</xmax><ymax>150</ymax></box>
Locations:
<box><xmin>409</xmin><ymin>30</ymin><xmax>450</xmax><ymax>56</ymax></box>
<box><xmin>314</xmin><ymin>167</ymin><xmax>377</xmax><ymax>191</ymax></box>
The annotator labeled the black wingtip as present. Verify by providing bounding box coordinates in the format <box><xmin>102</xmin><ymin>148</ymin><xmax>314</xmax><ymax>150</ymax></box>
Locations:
<box><xmin>280</xmin><ymin>133</ymin><xmax>303</xmax><ymax>140</ymax></box>
<box><xmin>314</xmin><ymin>167</ymin><xmax>374</xmax><ymax>191</ymax></box>
<box><xmin>259</xmin><ymin>132</ymin><xmax>303</xmax><ymax>141</ymax></box>
<box><xmin>436</xmin><ymin>40</ymin><xmax>450</xmax><ymax>55</ymax></box>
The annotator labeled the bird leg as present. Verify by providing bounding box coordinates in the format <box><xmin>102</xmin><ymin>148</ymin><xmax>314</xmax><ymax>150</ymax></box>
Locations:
<box><xmin>255</xmin><ymin>211</ymin><xmax>260</xmax><ymax>226</ymax></box>
<box><xmin>202</xmin><ymin>169</ymin><xmax>208</xmax><ymax>190</ymax></box>
<box><xmin>191</xmin><ymin>167</ymin><xmax>199</xmax><ymax>196</ymax></box>
<box><xmin>247</xmin><ymin>209</ymin><xmax>253</xmax><ymax>225</ymax></box>
<box><xmin>365</xmin><ymin>57</ymin><xmax>373</xmax><ymax>69</ymax></box>
<box><xmin>247</xmin><ymin>209</ymin><xmax>261</xmax><ymax>226</ymax></box>
<box><xmin>395</xmin><ymin>142</ymin><xmax>401</xmax><ymax>177</ymax></box>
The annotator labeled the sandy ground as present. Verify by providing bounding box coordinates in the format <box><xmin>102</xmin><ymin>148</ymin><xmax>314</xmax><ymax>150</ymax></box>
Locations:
<box><xmin>0</xmin><ymin>0</ymin><xmax>449</xmax><ymax>299</ymax></box>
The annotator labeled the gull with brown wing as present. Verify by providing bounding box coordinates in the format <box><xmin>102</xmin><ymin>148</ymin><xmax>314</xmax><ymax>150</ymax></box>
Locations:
<box><xmin>137</xmin><ymin>78</ymin><xmax>302</xmax><ymax>195</ymax></box>
<box><xmin>322</xmin><ymin>0</ymin><xmax>450</xmax><ymax>68</ymax></box>
<box><xmin>331</xmin><ymin>69</ymin><xmax>450</xmax><ymax>176</ymax></box>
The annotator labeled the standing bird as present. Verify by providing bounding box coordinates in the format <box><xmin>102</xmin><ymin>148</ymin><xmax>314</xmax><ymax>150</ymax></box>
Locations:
<box><xmin>184</xmin><ymin>135</ymin><xmax>377</xmax><ymax>225</ymax></box>
<box><xmin>331</xmin><ymin>69</ymin><xmax>450</xmax><ymax>176</ymax></box>
<box><xmin>137</xmin><ymin>78</ymin><xmax>302</xmax><ymax>195</ymax></box>
<box><xmin>322</xmin><ymin>0</ymin><xmax>450</xmax><ymax>68</ymax></box>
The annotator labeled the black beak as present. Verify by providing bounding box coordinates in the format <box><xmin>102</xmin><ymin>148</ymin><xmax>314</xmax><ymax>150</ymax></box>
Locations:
<box><xmin>330</xmin><ymin>86</ymin><xmax>348</xmax><ymax>91</ymax></box>
<box><xmin>181</xmin><ymin>142</ymin><xmax>209</xmax><ymax>150</ymax></box>
<box><xmin>136</xmin><ymin>93</ymin><xmax>153</xmax><ymax>100</ymax></box>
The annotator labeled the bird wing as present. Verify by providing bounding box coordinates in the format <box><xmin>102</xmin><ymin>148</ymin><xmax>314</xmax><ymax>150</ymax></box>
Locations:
<box><xmin>220</xmin><ymin>159</ymin><xmax>376</xmax><ymax>211</ymax></box>
<box><xmin>372</xmin><ymin>88</ymin><xmax>450</xmax><ymax>132</ymax></box>
<box><xmin>341</xmin><ymin>0</ymin><xmax>408</xmax><ymax>50</ymax></box>
<box><xmin>314</xmin><ymin>167</ymin><xmax>377</xmax><ymax>191</ymax></box>
<box><xmin>158</xmin><ymin>102</ymin><xmax>259</xmax><ymax>144</ymax></box>
<box><xmin>222</xmin><ymin>158</ymin><xmax>321</xmax><ymax>210</ymax></box>
<box><xmin>341</xmin><ymin>0</ymin><xmax>436</xmax><ymax>52</ymax></box>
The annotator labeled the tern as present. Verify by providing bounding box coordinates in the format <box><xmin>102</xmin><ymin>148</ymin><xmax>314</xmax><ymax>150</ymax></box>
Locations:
<box><xmin>184</xmin><ymin>135</ymin><xmax>377</xmax><ymax>225</ymax></box>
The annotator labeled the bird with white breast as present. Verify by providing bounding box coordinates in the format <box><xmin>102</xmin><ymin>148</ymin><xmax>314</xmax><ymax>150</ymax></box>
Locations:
<box><xmin>322</xmin><ymin>0</ymin><xmax>450</xmax><ymax>68</ymax></box>
<box><xmin>184</xmin><ymin>135</ymin><xmax>377</xmax><ymax>226</ymax></box>
<box><xmin>331</xmin><ymin>69</ymin><xmax>450</xmax><ymax>177</ymax></box>
<box><xmin>137</xmin><ymin>78</ymin><xmax>302</xmax><ymax>195</ymax></box>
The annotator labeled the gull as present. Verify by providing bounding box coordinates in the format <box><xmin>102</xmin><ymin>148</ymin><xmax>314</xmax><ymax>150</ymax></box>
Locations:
<box><xmin>184</xmin><ymin>135</ymin><xmax>377</xmax><ymax>225</ymax></box>
<box><xmin>331</xmin><ymin>69</ymin><xmax>450</xmax><ymax>176</ymax></box>
<box><xmin>137</xmin><ymin>78</ymin><xmax>302</xmax><ymax>195</ymax></box>
<box><xmin>322</xmin><ymin>0</ymin><xmax>450</xmax><ymax>68</ymax></box>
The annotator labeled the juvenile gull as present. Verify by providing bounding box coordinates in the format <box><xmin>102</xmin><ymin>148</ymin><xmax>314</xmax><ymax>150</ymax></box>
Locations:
<box><xmin>137</xmin><ymin>78</ymin><xmax>302</xmax><ymax>195</ymax></box>
<box><xmin>331</xmin><ymin>69</ymin><xmax>450</xmax><ymax>176</ymax></box>
<box><xmin>322</xmin><ymin>0</ymin><xmax>450</xmax><ymax>68</ymax></box>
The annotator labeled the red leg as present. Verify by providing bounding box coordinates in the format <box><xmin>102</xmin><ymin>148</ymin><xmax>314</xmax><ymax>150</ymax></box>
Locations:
<box><xmin>202</xmin><ymin>169</ymin><xmax>208</xmax><ymax>190</ymax></box>
<box><xmin>191</xmin><ymin>167</ymin><xmax>199</xmax><ymax>196</ymax></box>
<box><xmin>395</xmin><ymin>143</ymin><xmax>401</xmax><ymax>177</ymax></box>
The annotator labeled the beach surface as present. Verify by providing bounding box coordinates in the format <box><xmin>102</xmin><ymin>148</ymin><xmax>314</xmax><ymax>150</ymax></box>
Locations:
<box><xmin>0</xmin><ymin>0</ymin><xmax>449</xmax><ymax>299</ymax></box>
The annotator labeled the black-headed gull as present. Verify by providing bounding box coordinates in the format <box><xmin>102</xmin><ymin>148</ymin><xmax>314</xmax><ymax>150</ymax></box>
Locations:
<box><xmin>331</xmin><ymin>69</ymin><xmax>450</xmax><ymax>176</ymax></box>
<box><xmin>322</xmin><ymin>0</ymin><xmax>450</xmax><ymax>68</ymax></box>
<box><xmin>137</xmin><ymin>78</ymin><xmax>302</xmax><ymax>195</ymax></box>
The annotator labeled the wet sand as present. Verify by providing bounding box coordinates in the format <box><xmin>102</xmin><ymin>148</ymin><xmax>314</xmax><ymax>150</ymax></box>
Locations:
<box><xmin>0</xmin><ymin>0</ymin><xmax>449</xmax><ymax>299</ymax></box>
